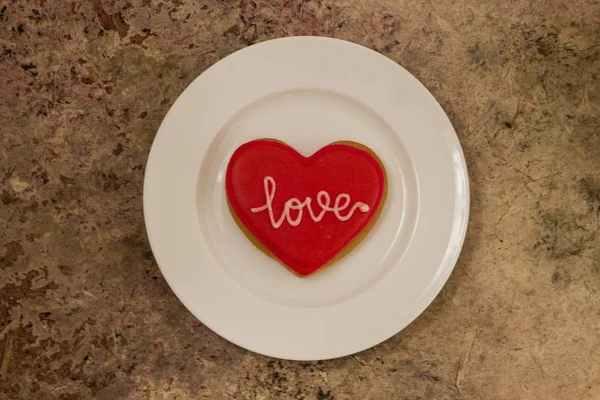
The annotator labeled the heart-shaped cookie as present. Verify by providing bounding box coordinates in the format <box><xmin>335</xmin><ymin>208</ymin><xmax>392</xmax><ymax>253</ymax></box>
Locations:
<box><xmin>226</xmin><ymin>139</ymin><xmax>387</xmax><ymax>276</ymax></box>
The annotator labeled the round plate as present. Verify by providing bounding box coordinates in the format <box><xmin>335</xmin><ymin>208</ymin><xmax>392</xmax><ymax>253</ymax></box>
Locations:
<box><xmin>144</xmin><ymin>37</ymin><xmax>469</xmax><ymax>360</ymax></box>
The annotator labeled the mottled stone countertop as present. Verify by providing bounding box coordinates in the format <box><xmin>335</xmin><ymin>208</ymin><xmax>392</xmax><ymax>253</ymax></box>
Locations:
<box><xmin>1</xmin><ymin>0</ymin><xmax>599</xmax><ymax>399</ymax></box>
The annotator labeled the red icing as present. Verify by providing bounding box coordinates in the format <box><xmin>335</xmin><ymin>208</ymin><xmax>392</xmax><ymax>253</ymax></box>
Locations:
<box><xmin>226</xmin><ymin>140</ymin><xmax>386</xmax><ymax>276</ymax></box>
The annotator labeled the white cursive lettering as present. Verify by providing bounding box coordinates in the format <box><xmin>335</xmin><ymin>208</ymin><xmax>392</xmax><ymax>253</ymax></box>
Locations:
<box><xmin>250</xmin><ymin>176</ymin><xmax>370</xmax><ymax>228</ymax></box>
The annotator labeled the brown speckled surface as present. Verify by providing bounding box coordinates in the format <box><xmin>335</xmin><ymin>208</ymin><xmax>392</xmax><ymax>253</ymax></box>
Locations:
<box><xmin>1</xmin><ymin>0</ymin><xmax>599</xmax><ymax>399</ymax></box>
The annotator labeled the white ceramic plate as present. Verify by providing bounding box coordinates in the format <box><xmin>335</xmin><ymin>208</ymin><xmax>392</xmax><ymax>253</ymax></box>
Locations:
<box><xmin>144</xmin><ymin>37</ymin><xmax>469</xmax><ymax>361</ymax></box>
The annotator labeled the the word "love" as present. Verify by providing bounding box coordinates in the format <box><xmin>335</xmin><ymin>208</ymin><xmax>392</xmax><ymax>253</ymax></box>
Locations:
<box><xmin>250</xmin><ymin>176</ymin><xmax>370</xmax><ymax>229</ymax></box>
